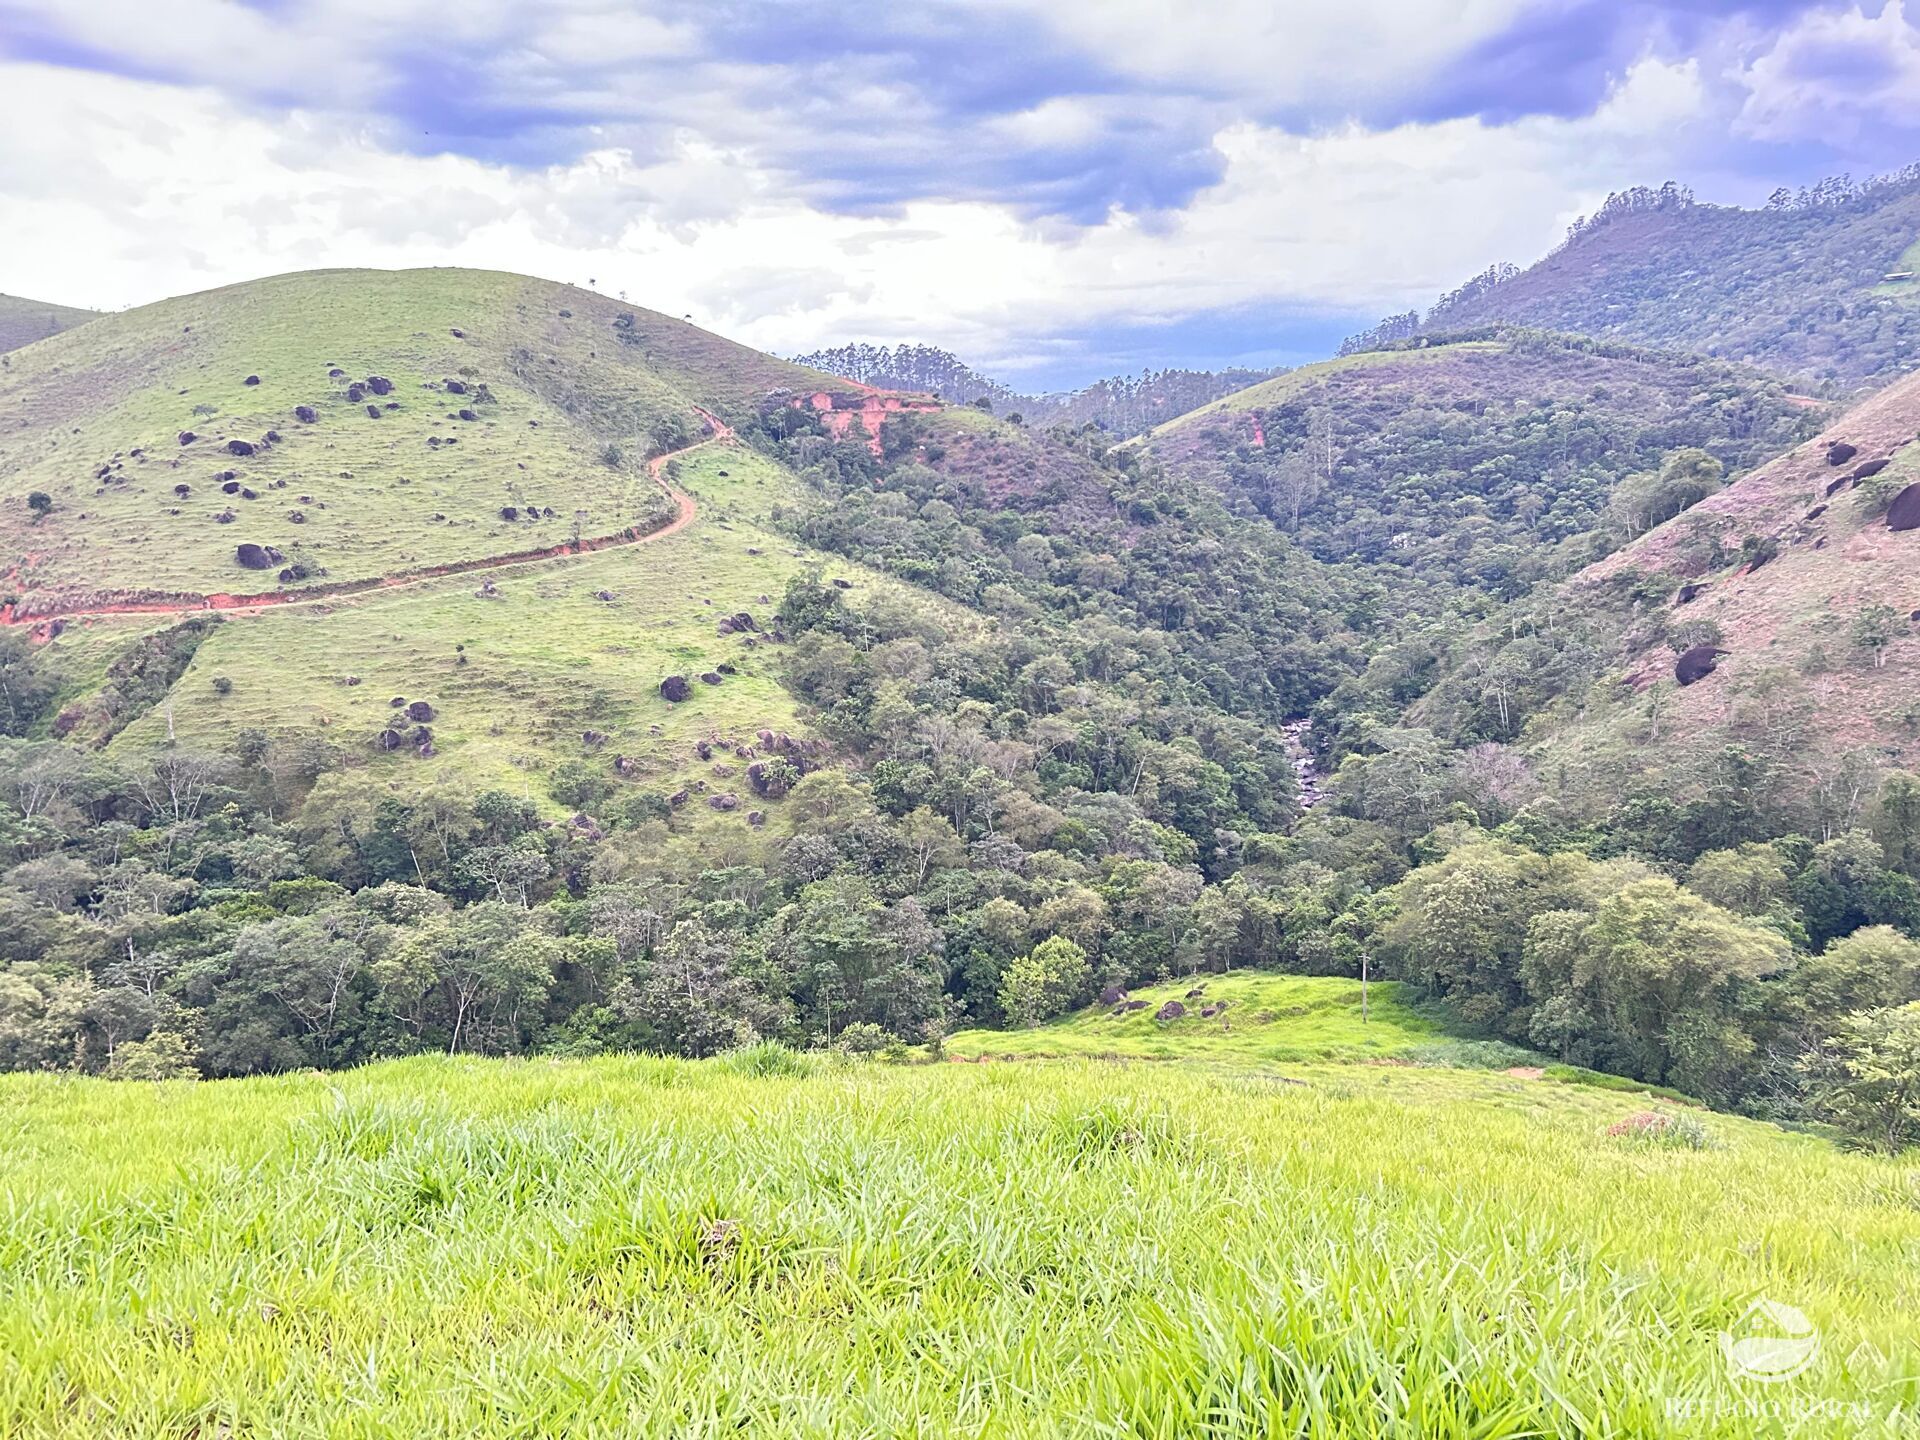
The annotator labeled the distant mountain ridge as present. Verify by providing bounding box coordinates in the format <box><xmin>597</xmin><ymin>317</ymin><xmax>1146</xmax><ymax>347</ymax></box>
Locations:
<box><xmin>790</xmin><ymin>340</ymin><xmax>1278</xmax><ymax>437</ymax></box>
<box><xmin>0</xmin><ymin>292</ymin><xmax>98</xmax><ymax>354</ymax></box>
<box><xmin>1343</xmin><ymin>164</ymin><xmax>1920</xmax><ymax>389</ymax></box>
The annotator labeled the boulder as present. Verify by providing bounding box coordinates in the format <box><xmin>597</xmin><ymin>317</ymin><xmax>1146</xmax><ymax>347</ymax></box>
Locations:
<box><xmin>500</xmin><ymin>506</ymin><xmax>518</xmax><ymax>520</ymax></box>
<box><xmin>1155</xmin><ymin>1000</ymin><xmax>1187</xmax><ymax>1022</ymax></box>
<box><xmin>1851</xmin><ymin>458</ymin><xmax>1890</xmax><ymax>481</ymax></box>
<box><xmin>244</xmin><ymin>374</ymin><xmax>260</xmax><ymax>386</ymax></box>
<box><xmin>406</xmin><ymin>700</ymin><xmax>436</xmax><ymax>722</ymax></box>
<box><xmin>1098</xmin><ymin>985</ymin><xmax>1128</xmax><ymax>1006</ymax></box>
<box><xmin>294</xmin><ymin>405</ymin><xmax>318</xmax><ymax>424</ymax></box>
<box><xmin>235</xmin><ymin>542</ymin><xmax>280</xmax><ymax>569</ymax></box>
<box><xmin>1887</xmin><ymin>482</ymin><xmax>1920</xmax><ymax>533</ymax></box>
<box><xmin>457</xmin><ymin>409</ymin><xmax>478</xmax><ymax>422</ymax></box>
<box><xmin>660</xmin><ymin>675</ymin><xmax>692</xmax><ymax>702</ymax></box>
<box><xmin>1673</xmin><ymin>582</ymin><xmax>1706</xmax><ymax>605</ymax></box>
<box><xmin>346</xmin><ymin>383</ymin><xmax>367</xmax><ymax>403</ymax></box>
<box><xmin>1674</xmin><ymin>644</ymin><xmax>1727</xmax><ymax>686</ymax></box>
<box><xmin>366</xmin><ymin>406</ymin><xmax>382</xmax><ymax>419</ymax></box>
<box><xmin>1827</xmin><ymin>441</ymin><xmax>1858</xmax><ymax>466</ymax></box>
<box><xmin>700</xmin><ymin>671</ymin><xmax>723</xmax><ymax>685</ymax></box>
<box><xmin>367</xmin><ymin>375</ymin><xmax>393</xmax><ymax>396</ymax></box>
<box><xmin>1825</xmin><ymin>474</ymin><xmax>1853</xmax><ymax>497</ymax></box>
<box><xmin>708</xmin><ymin>793</ymin><xmax>740</xmax><ymax>811</ymax></box>
<box><xmin>730</xmin><ymin>611</ymin><xmax>756</xmax><ymax>632</ymax></box>
<box><xmin>1805</xmin><ymin>504</ymin><xmax>1827</xmax><ymax>521</ymax></box>
<box><xmin>1123</xmin><ymin>1000</ymin><xmax>1149</xmax><ymax>1012</ymax></box>
<box><xmin>227</xmin><ymin>439</ymin><xmax>255</xmax><ymax>457</ymax></box>
<box><xmin>747</xmin><ymin>810</ymin><xmax>765</xmax><ymax>827</ymax></box>
<box><xmin>178</xmin><ymin>431</ymin><xmax>197</xmax><ymax>446</ymax></box>
<box><xmin>444</xmin><ymin>379</ymin><xmax>467</xmax><ymax>395</ymax></box>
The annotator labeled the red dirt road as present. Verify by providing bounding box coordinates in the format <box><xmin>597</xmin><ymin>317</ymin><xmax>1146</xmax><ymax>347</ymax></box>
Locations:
<box><xmin>1</xmin><ymin>409</ymin><xmax>733</xmax><ymax>633</ymax></box>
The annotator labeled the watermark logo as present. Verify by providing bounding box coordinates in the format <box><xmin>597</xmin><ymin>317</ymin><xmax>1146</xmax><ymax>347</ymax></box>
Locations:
<box><xmin>1719</xmin><ymin>1297</ymin><xmax>1821</xmax><ymax>1383</ymax></box>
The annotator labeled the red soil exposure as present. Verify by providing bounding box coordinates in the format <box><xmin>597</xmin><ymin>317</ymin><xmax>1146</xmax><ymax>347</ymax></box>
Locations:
<box><xmin>1250</xmin><ymin>417</ymin><xmax>1266</xmax><ymax>448</ymax></box>
<box><xmin>799</xmin><ymin>388</ymin><xmax>941</xmax><ymax>456</ymax></box>
<box><xmin>1</xmin><ymin>408</ymin><xmax>734</xmax><ymax>635</ymax></box>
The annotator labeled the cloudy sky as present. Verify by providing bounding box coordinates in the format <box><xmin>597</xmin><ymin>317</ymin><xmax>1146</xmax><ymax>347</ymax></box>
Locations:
<box><xmin>4</xmin><ymin>1</ymin><xmax>1920</xmax><ymax>387</ymax></box>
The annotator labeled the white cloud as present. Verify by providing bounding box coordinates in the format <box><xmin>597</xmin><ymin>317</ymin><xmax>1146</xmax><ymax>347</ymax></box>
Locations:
<box><xmin>0</xmin><ymin>53</ymin><xmax>1714</xmax><ymax>376</ymax></box>
<box><xmin>1735</xmin><ymin>1</ymin><xmax>1920</xmax><ymax>142</ymax></box>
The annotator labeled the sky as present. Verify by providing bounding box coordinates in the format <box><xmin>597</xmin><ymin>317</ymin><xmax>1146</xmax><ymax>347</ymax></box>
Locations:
<box><xmin>3</xmin><ymin>1</ymin><xmax>1919</xmax><ymax>389</ymax></box>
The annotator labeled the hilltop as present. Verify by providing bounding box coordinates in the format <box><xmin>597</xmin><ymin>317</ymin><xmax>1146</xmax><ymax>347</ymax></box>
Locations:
<box><xmin>1347</xmin><ymin>170</ymin><xmax>1920</xmax><ymax>389</ymax></box>
<box><xmin>0</xmin><ymin>292</ymin><xmax>96</xmax><ymax>354</ymax></box>
<box><xmin>0</xmin><ymin>268</ymin><xmax>833</xmax><ymax>609</ymax></box>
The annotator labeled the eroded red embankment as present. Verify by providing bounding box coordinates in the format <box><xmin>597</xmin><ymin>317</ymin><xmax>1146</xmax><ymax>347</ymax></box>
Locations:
<box><xmin>801</xmin><ymin>389</ymin><xmax>941</xmax><ymax>456</ymax></box>
<box><xmin>2</xmin><ymin>409</ymin><xmax>732</xmax><ymax>633</ymax></box>
<box><xmin>1251</xmin><ymin>417</ymin><xmax>1265</xmax><ymax>447</ymax></box>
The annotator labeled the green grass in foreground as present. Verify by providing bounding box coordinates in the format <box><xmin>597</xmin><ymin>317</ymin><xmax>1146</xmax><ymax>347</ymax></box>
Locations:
<box><xmin>2</xmin><ymin>1052</ymin><xmax>1917</xmax><ymax>1436</ymax></box>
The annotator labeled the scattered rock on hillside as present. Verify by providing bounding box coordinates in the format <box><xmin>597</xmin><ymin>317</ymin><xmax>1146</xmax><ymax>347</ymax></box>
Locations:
<box><xmin>235</xmin><ymin>542</ymin><xmax>281</xmax><ymax>569</ymax></box>
<box><xmin>1827</xmin><ymin>441</ymin><xmax>1858</xmax><ymax>466</ymax></box>
<box><xmin>1887</xmin><ymin>482</ymin><xmax>1920</xmax><ymax>532</ymax></box>
<box><xmin>367</xmin><ymin>375</ymin><xmax>393</xmax><ymax>396</ymax></box>
<box><xmin>346</xmin><ymin>382</ymin><xmax>367</xmax><ymax>403</ymax></box>
<box><xmin>1674</xmin><ymin>582</ymin><xmax>1706</xmax><ymax>605</ymax></box>
<box><xmin>1805</xmin><ymin>504</ymin><xmax>1827</xmax><ymax>521</ymax></box>
<box><xmin>1155</xmin><ymin>1000</ymin><xmax>1186</xmax><ymax>1021</ymax></box>
<box><xmin>747</xmin><ymin>810</ymin><xmax>765</xmax><ymax>827</ymax></box>
<box><xmin>405</xmin><ymin>700</ymin><xmax>435</xmax><ymax>722</ymax></box>
<box><xmin>1123</xmin><ymin>1000</ymin><xmax>1148</xmax><ymax>1012</ymax></box>
<box><xmin>1099</xmin><ymin>985</ymin><xmax>1128</xmax><ymax>1006</ymax></box>
<box><xmin>227</xmin><ymin>439</ymin><xmax>255</xmax><ymax>457</ymax></box>
<box><xmin>244</xmin><ymin>374</ymin><xmax>260</xmax><ymax>386</ymax></box>
<box><xmin>294</xmin><ymin>405</ymin><xmax>318</xmax><ymax>424</ymax></box>
<box><xmin>1851</xmin><ymin>458</ymin><xmax>1890</xmax><ymax>481</ymax></box>
<box><xmin>178</xmin><ymin>431</ymin><xmax>197</xmax><ymax>446</ymax></box>
<box><xmin>366</xmin><ymin>405</ymin><xmax>382</xmax><ymax>419</ymax></box>
<box><xmin>1825</xmin><ymin>474</ymin><xmax>1853</xmax><ymax>497</ymax></box>
<box><xmin>457</xmin><ymin>409</ymin><xmax>478</xmax><ymax>422</ymax></box>
<box><xmin>660</xmin><ymin>675</ymin><xmax>692</xmax><ymax>702</ymax></box>
<box><xmin>708</xmin><ymin>793</ymin><xmax>740</xmax><ymax>811</ymax></box>
<box><xmin>700</xmin><ymin>672</ymin><xmax>723</xmax><ymax>685</ymax></box>
<box><xmin>1675</xmin><ymin>644</ymin><xmax>1728</xmax><ymax>686</ymax></box>
<box><xmin>444</xmin><ymin>379</ymin><xmax>467</xmax><ymax>394</ymax></box>
<box><xmin>499</xmin><ymin>506</ymin><xmax>518</xmax><ymax>520</ymax></box>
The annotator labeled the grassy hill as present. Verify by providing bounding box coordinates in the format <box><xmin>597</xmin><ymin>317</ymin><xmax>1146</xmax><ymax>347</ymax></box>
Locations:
<box><xmin>0</xmin><ymin>268</ymin><xmax>830</xmax><ymax>608</ymax></box>
<box><xmin>2</xmin><ymin>1047</ymin><xmax>1915</xmax><ymax>1435</ymax></box>
<box><xmin>1137</xmin><ymin>328</ymin><xmax>1823</xmax><ymax>599</ymax></box>
<box><xmin>1386</xmin><ymin>174</ymin><xmax>1920</xmax><ymax>389</ymax></box>
<box><xmin>0</xmin><ymin>292</ymin><xmax>96</xmax><ymax>354</ymax></box>
<box><xmin>0</xmin><ymin>268</ymin><xmax>958</xmax><ymax>800</ymax></box>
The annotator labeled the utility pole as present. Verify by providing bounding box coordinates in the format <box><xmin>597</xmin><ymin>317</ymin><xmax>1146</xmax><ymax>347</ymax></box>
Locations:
<box><xmin>1361</xmin><ymin>949</ymin><xmax>1370</xmax><ymax>1025</ymax></box>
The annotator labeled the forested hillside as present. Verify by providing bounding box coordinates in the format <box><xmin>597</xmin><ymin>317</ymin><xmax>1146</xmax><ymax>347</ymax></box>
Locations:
<box><xmin>1347</xmin><ymin>168</ymin><xmax>1920</xmax><ymax>389</ymax></box>
<box><xmin>1143</xmin><ymin>328</ymin><xmax>1823</xmax><ymax>601</ymax></box>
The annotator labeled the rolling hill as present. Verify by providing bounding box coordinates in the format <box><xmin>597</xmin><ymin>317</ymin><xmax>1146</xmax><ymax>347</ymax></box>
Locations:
<box><xmin>0</xmin><ymin>268</ymin><xmax>834</xmax><ymax>609</ymax></box>
<box><xmin>0</xmin><ymin>268</ymin><xmax>951</xmax><ymax>799</ymax></box>
<box><xmin>1137</xmin><ymin>327</ymin><xmax>1824</xmax><ymax>599</ymax></box>
<box><xmin>0</xmin><ymin>292</ymin><xmax>96</xmax><ymax>354</ymax></box>
<box><xmin>1349</xmin><ymin>170</ymin><xmax>1920</xmax><ymax>390</ymax></box>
